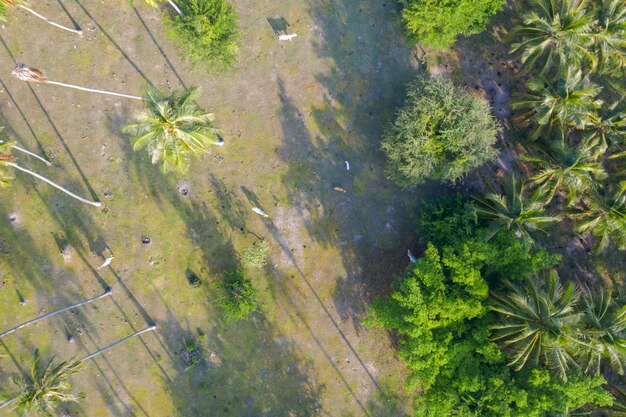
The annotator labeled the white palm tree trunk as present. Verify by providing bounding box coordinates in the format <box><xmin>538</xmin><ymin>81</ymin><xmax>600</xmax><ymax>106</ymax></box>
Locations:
<box><xmin>168</xmin><ymin>0</ymin><xmax>182</xmax><ymax>15</ymax></box>
<box><xmin>17</xmin><ymin>5</ymin><xmax>82</xmax><ymax>35</ymax></box>
<box><xmin>0</xmin><ymin>289</ymin><xmax>112</xmax><ymax>339</ymax></box>
<box><xmin>0</xmin><ymin>142</ymin><xmax>51</xmax><ymax>166</ymax></box>
<box><xmin>45</xmin><ymin>80</ymin><xmax>143</xmax><ymax>100</ymax></box>
<box><xmin>0</xmin><ymin>397</ymin><xmax>17</xmax><ymax>409</ymax></box>
<box><xmin>7</xmin><ymin>162</ymin><xmax>101</xmax><ymax>207</ymax></box>
<box><xmin>81</xmin><ymin>325</ymin><xmax>157</xmax><ymax>361</ymax></box>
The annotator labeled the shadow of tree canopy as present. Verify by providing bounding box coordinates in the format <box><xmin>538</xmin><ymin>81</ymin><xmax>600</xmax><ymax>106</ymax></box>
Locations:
<box><xmin>120</xmin><ymin>141</ymin><xmax>325</xmax><ymax>416</ymax></box>
<box><xmin>271</xmin><ymin>0</ymin><xmax>428</xmax><ymax>337</ymax></box>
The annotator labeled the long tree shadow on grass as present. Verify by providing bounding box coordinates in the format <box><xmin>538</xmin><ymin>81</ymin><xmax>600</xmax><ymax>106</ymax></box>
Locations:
<box><xmin>277</xmin><ymin>0</ymin><xmax>423</xmax><ymax>336</ymax></box>
<box><xmin>119</xmin><ymin>151</ymin><xmax>325</xmax><ymax>416</ymax></box>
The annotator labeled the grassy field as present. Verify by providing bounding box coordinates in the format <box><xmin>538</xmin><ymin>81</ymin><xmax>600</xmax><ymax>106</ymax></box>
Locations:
<box><xmin>0</xmin><ymin>1</ymin><xmax>426</xmax><ymax>416</ymax></box>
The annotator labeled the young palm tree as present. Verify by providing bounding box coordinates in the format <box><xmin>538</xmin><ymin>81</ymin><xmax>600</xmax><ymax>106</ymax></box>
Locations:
<box><xmin>0</xmin><ymin>0</ymin><xmax>82</xmax><ymax>35</ymax></box>
<box><xmin>0</xmin><ymin>325</ymin><xmax>156</xmax><ymax>414</ymax></box>
<box><xmin>578</xmin><ymin>286</ymin><xmax>626</xmax><ymax>375</ymax></box>
<box><xmin>123</xmin><ymin>87</ymin><xmax>223</xmax><ymax>173</ymax></box>
<box><xmin>490</xmin><ymin>270</ymin><xmax>585</xmax><ymax>379</ymax></box>
<box><xmin>0</xmin><ymin>140</ymin><xmax>101</xmax><ymax>207</ymax></box>
<box><xmin>474</xmin><ymin>173</ymin><xmax>561</xmax><ymax>243</ymax></box>
<box><xmin>572</xmin><ymin>181</ymin><xmax>626</xmax><ymax>253</ymax></box>
<box><xmin>523</xmin><ymin>138</ymin><xmax>607</xmax><ymax>205</ymax></box>
<box><xmin>510</xmin><ymin>0</ymin><xmax>597</xmax><ymax>75</ymax></box>
<box><xmin>11</xmin><ymin>64</ymin><xmax>143</xmax><ymax>101</ymax></box>
<box><xmin>594</xmin><ymin>0</ymin><xmax>626</xmax><ymax>74</ymax></box>
<box><xmin>511</xmin><ymin>68</ymin><xmax>603</xmax><ymax>138</ymax></box>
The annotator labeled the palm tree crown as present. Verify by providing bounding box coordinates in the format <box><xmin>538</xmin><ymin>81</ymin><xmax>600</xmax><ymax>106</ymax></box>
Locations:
<box><xmin>594</xmin><ymin>0</ymin><xmax>626</xmax><ymax>74</ymax></box>
<box><xmin>573</xmin><ymin>181</ymin><xmax>626</xmax><ymax>253</ymax></box>
<box><xmin>490</xmin><ymin>270</ymin><xmax>584</xmax><ymax>379</ymax></box>
<box><xmin>510</xmin><ymin>0</ymin><xmax>597</xmax><ymax>75</ymax></box>
<box><xmin>123</xmin><ymin>87</ymin><xmax>222</xmax><ymax>173</ymax></box>
<box><xmin>511</xmin><ymin>68</ymin><xmax>603</xmax><ymax>138</ymax></box>
<box><xmin>474</xmin><ymin>173</ymin><xmax>561</xmax><ymax>244</ymax></box>
<box><xmin>579</xmin><ymin>286</ymin><xmax>626</xmax><ymax>375</ymax></box>
<box><xmin>524</xmin><ymin>138</ymin><xmax>607</xmax><ymax>205</ymax></box>
<box><xmin>10</xmin><ymin>354</ymin><xmax>82</xmax><ymax>416</ymax></box>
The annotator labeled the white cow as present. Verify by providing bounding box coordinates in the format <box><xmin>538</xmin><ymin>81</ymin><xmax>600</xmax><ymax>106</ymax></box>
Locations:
<box><xmin>279</xmin><ymin>33</ymin><xmax>298</xmax><ymax>41</ymax></box>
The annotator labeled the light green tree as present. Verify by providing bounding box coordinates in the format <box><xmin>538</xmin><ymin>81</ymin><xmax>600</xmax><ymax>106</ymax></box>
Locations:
<box><xmin>123</xmin><ymin>87</ymin><xmax>223</xmax><ymax>173</ymax></box>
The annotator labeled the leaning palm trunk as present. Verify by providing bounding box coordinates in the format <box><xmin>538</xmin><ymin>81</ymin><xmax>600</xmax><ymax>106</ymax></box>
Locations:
<box><xmin>81</xmin><ymin>325</ymin><xmax>157</xmax><ymax>361</ymax></box>
<box><xmin>0</xmin><ymin>325</ymin><xmax>156</xmax><ymax>411</ymax></box>
<box><xmin>0</xmin><ymin>288</ymin><xmax>112</xmax><ymax>339</ymax></box>
<box><xmin>0</xmin><ymin>141</ymin><xmax>51</xmax><ymax>166</ymax></box>
<box><xmin>7</xmin><ymin>162</ymin><xmax>101</xmax><ymax>207</ymax></box>
<box><xmin>11</xmin><ymin>64</ymin><xmax>143</xmax><ymax>101</ymax></box>
<box><xmin>167</xmin><ymin>0</ymin><xmax>182</xmax><ymax>14</ymax></box>
<box><xmin>17</xmin><ymin>5</ymin><xmax>82</xmax><ymax>35</ymax></box>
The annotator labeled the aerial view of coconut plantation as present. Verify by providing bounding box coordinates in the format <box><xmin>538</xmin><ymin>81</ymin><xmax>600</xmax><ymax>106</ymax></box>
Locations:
<box><xmin>1</xmin><ymin>0</ymin><xmax>626</xmax><ymax>416</ymax></box>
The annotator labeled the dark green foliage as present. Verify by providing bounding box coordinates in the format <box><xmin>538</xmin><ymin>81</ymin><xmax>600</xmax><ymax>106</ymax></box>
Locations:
<box><xmin>381</xmin><ymin>75</ymin><xmax>500</xmax><ymax>187</ymax></box>
<box><xmin>218</xmin><ymin>270</ymin><xmax>259</xmax><ymax>321</ymax></box>
<box><xmin>164</xmin><ymin>0</ymin><xmax>239</xmax><ymax>72</ymax></box>
<box><xmin>399</xmin><ymin>0</ymin><xmax>505</xmax><ymax>48</ymax></box>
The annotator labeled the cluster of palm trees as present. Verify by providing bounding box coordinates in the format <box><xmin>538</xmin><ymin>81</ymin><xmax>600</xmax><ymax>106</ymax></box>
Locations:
<box><xmin>491</xmin><ymin>270</ymin><xmax>626</xmax><ymax>381</ymax></box>
<box><xmin>474</xmin><ymin>0</ymin><xmax>626</xmax><ymax>254</ymax></box>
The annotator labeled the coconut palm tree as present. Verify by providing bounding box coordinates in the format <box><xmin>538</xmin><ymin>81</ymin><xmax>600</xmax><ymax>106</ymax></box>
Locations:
<box><xmin>0</xmin><ymin>140</ymin><xmax>101</xmax><ymax>207</ymax></box>
<box><xmin>511</xmin><ymin>68</ymin><xmax>603</xmax><ymax>139</ymax></box>
<box><xmin>510</xmin><ymin>0</ymin><xmax>597</xmax><ymax>75</ymax></box>
<box><xmin>0</xmin><ymin>354</ymin><xmax>83</xmax><ymax>416</ymax></box>
<box><xmin>0</xmin><ymin>288</ymin><xmax>112</xmax><ymax>339</ymax></box>
<box><xmin>523</xmin><ymin>138</ymin><xmax>607</xmax><ymax>205</ymax></box>
<box><xmin>585</xmin><ymin>102</ymin><xmax>626</xmax><ymax>152</ymax></box>
<box><xmin>11</xmin><ymin>64</ymin><xmax>143</xmax><ymax>101</ymax></box>
<box><xmin>572</xmin><ymin>181</ymin><xmax>626</xmax><ymax>253</ymax></box>
<box><xmin>123</xmin><ymin>87</ymin><xmax>223</xmax><ymax>173</ymax></box>
<box><xmin>0</xmin><ymin>325</ymin><xmax>156</xmax><ymax>414</ymax></box>
<box><xmin>0</xmin><ymin>0</ymin><xmax>82</xmax><ymax>35</ymax></box>
<box><xmin>577</xmin><ymin>286</ymin><xmax>626</xmax><ymax>375</ymax></box>
<box><xmin>490</xmin><ymin>270</ymin><xmax>585</xmax><ymax>379</ymax></box>
<box><xmin>474</xmin><ymin>173</ymin><xmax>561</xmax><ymax>243</ymax></box>
<box><xmin>594</xmin><ymin>0</ymin><xmax>626</xmax><ymax>74</ymax></box>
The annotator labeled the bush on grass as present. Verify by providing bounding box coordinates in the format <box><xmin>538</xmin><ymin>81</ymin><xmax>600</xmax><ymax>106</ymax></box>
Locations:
<box><xmin>218</xmin><ymin>270</ymin><xmax>259</xmax><ymax>321</ymax></box>
<box><xmin>164</xmin><ymin>0</ymin><xmax>239</xmax><ymax>72</ymax></box>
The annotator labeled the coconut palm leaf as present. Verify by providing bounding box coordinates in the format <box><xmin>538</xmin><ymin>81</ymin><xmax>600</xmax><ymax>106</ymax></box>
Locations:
<box><xmin>585</xmin><ymin>101</ymin><xmax>626</xmax><ymax>152</ymax></box>
<box><xmin>10</xmin><ymin>354</ymin><xmax>82</xmax><ymax>416</ymax></box>
<box><xmin>523</xmin><ymin>138</ymin><xmax>607</xmax><ymax>205</ymax></box>
<box><xmin>474</xmin><ymin>173</ymin><xmax>561</xmax><ymax>244</ymax></box>
<box><xmin>577</xmin><ymin>286</ymin><xmax>626</xmax><ymax>375</ymax></box>
<box><xmin>511</xmin><ymin>68</ymin><xmax>603</xmax><ymax>139</ymax></box>
<box><xmin>123</xmin><ymin>87</ymin><xmax>222</xmax><ymax>173</ymax></box>
<box><xmin>594</xmin><ymin>0</ymin><xmax>626</xmax><ymax>74</ymax></box>
<box><xmin>573</xmin><ymin>182</ymin><xmax>626</xmax><ymax>253</ymax></box>
<box><xmin>490</xmin><ymin>270</ymin><xmax>584</xmax><ymax>379</ymax></box>
<box><xmin>510</xmin><ymin>0</ymin><xmax>597</xmax><ymax>75</ymax></box>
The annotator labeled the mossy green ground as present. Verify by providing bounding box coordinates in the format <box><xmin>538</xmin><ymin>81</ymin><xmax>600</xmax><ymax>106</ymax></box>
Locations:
<box><xmin>0</xmin><ymin>1</ymin><xmax>423</xmax><ymax>415</ymax></box>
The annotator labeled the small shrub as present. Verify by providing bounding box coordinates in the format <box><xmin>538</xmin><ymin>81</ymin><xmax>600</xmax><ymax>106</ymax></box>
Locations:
<box><xmin>218</xmin><ymin>270</ymin><xmax>259</xmax><ymax>321</ymax></box>
<box><xmin>241</xmin><ymin>241</ymin><xmax>270</xmax><ymax>268</ymax></box>
<box><xmin>382</xmin><ymin>74</ymin><xmax>500</xmax><ymax>187</ymax></box>
<box><xmin>164</xmin><ymin>0</ymin><xmax>239</xmax><ymax>72</ymax></box>
<box><xmin>400</xmin><ymin>0</ymin><xmax>505</xmax><ymax>48</ymax></box>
